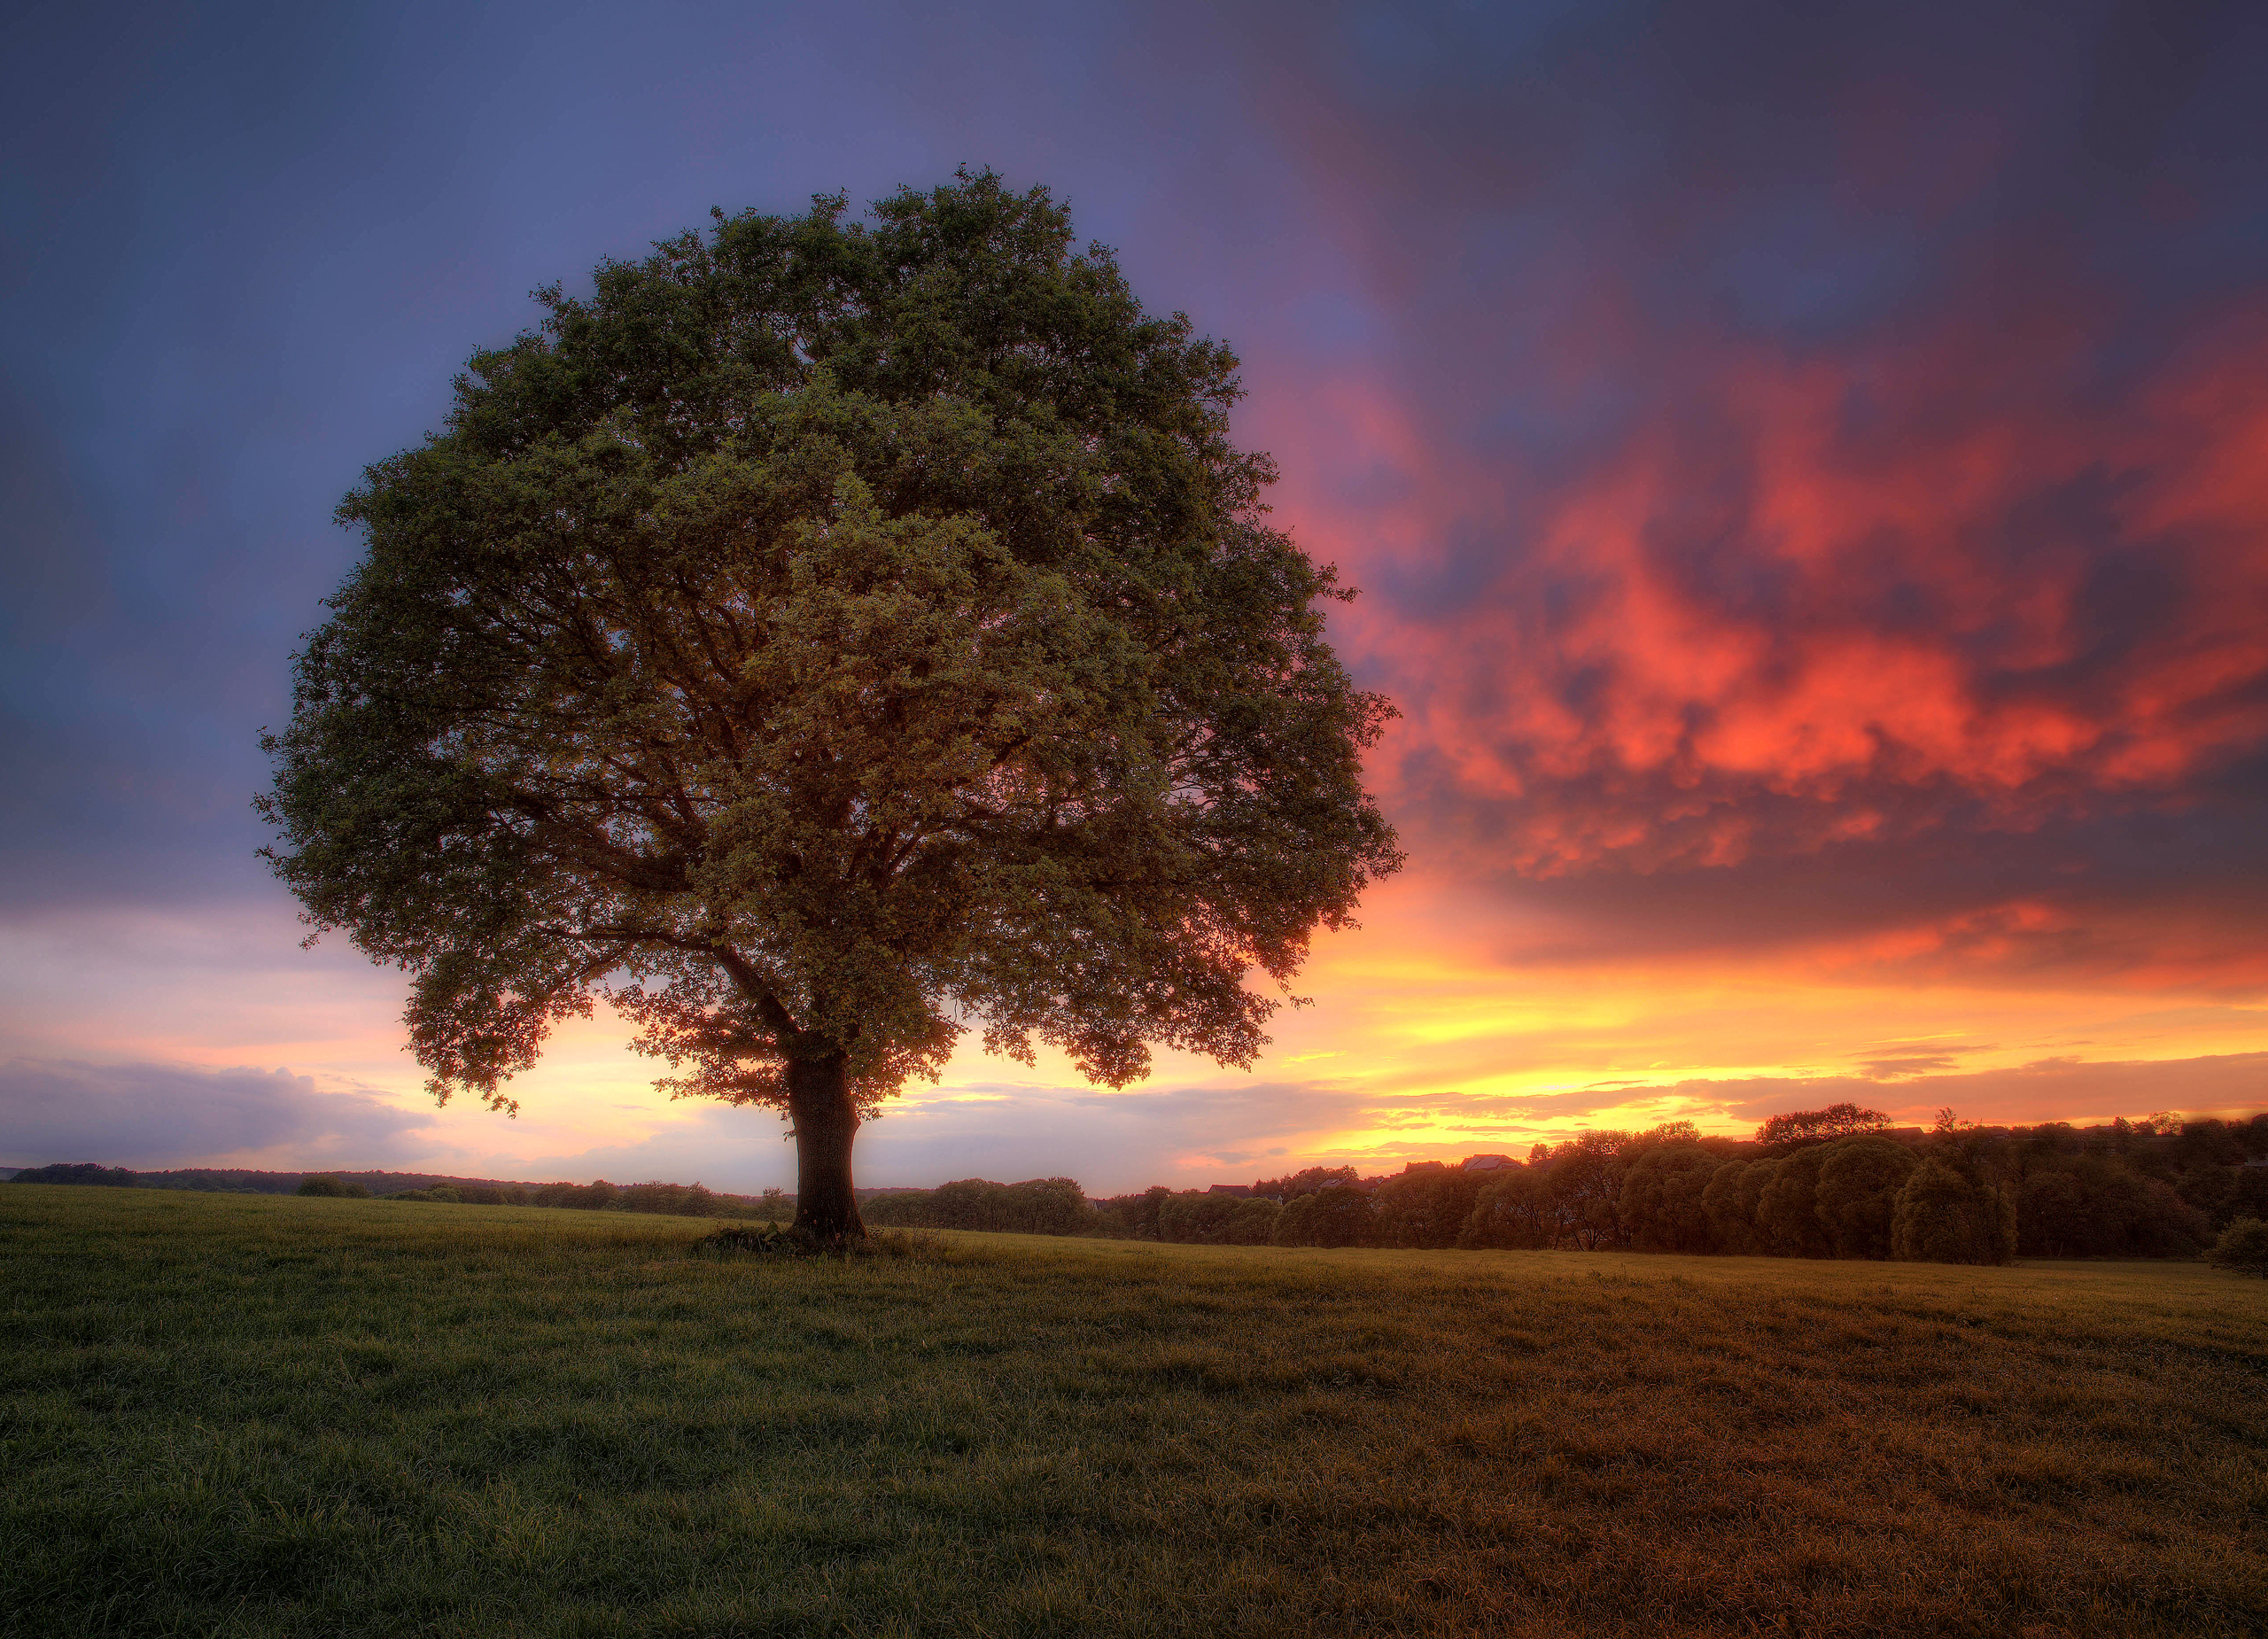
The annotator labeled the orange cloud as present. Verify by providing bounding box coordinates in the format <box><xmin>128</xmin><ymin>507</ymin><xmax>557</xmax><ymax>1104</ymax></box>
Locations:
<box><xmin>1375</xmin><ymin>322</ymin><xmax>2268</xmax><ymax>871</ymax></box>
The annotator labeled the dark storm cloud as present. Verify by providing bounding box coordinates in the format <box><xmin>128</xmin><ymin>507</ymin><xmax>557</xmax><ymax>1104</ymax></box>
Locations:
<box><xmin>0</xmin><ymin>1058</ymin><xmax>431</xmax><ymax>1169</ymax></box>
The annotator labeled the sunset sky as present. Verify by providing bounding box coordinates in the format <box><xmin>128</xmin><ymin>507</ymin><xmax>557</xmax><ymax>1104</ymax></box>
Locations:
<box><xmin>4</xmin><ymin>0</ymin><xmax>2265</xmax><ymax>1194</ymax></box>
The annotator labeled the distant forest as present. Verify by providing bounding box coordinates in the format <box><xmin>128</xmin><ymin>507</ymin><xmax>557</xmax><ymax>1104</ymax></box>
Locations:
<box><xmin>14</xmin><ymin>1107</ymin><xmax>2264</xmax><ymax>1262</ymax></box>
<box><xmin>0</xmin><ymin>1165</ymin><xmax>873</xmax><ymax>1221</ymax></box>
<box><xmin>866</xmin><ymin>1108</ymin><xmax>2268</xmax><ymax>1265</ymax></box>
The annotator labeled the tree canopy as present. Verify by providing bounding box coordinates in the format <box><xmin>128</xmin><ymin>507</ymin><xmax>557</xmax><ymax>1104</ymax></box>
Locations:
<box><xmin>1755</xmin><ymin>1104</ymin><xmax>1891</xmax><ymax>1151</ymax></box>
<box><xmin>259</xmin><ymin>171</ymin><xmax>1402</xmax><ymax>1237</ymax></box>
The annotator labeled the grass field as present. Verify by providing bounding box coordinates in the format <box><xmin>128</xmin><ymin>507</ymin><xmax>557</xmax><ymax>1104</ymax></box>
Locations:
<box><xmin>2</xmin><ymin>1185</ymin><xmax>2262</xmax><ymax>1636</ymax></box>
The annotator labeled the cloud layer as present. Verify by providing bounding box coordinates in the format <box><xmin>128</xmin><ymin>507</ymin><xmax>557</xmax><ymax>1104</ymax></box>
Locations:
<box><xmin>1222</xmin><ymin>0</ymin><xmax>2268</xmax><ymax>993</ymax></box>
<box><xmin>0</xmin><ymin>1059</ymin><xmax>431</xmax><ymax>1171</ymax></box>
<box><xmin>1</xmin><ymin>0</ymin><xmax>2263</xmax><ymax>1185</ymax></box>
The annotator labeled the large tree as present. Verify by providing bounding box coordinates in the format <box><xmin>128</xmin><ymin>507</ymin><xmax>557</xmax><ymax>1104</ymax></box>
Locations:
<box><xmin>259</xmin><ymin>172</ymin><xmax>1402</xmax><ymax>1239</ymax></box>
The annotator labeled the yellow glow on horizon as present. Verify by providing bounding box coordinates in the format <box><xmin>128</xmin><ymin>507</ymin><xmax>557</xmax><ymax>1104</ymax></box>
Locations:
<box><xmin>5</xmin><ymin>885</ymin><xmax>2260</xmax><ymax>1190</ymax></box>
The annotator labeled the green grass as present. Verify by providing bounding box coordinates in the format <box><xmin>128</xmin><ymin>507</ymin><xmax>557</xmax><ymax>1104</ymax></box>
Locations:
<box><xmin>3</xmin><ymin>1185</ymin><xmax>2263</xmax><ymax>1636</ymax></box>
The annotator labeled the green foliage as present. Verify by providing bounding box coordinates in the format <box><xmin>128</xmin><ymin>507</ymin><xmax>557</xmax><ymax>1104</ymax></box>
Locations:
<box><xmin>13</xmin><ymin>1167</ymin><xmax>546</xmax><ymax>1198</ymax></box>
<box><xmin>452</xmin><ymin>1186</ymin><xmax>524</xmax><ymax>1206</ymax></box>
<box><xmin>1892</xmin><ymin>1162</ymin><xmax>2017</xmax><ymax>1265</ymax></box>
<box><xmin>140</xmin><ymin>1169</ymin><xmax>301</xmax><ymax>1193</ymax></box>
<box><xmin>1091</xmin><ymin>1184</ymin><xmax>1174</xmax><ymax>1240</ymax></box>
<box><xmin>614</xmin><ymin>1181</ymin><xmax>726</xmax><ymax>1216</ymax></box>
<box><xmin>10</xmin><ymin>1163</ymin><xmax>137</xmax><ymax>1187</ymax></box>
<box><xmin>293</xmin><ymin>1177</ymin><xmax>369</xmax><ymax>1198</ymax></box>
<box><xmin>1701</xmin><ymin>1159</ymin><xmax>1772</xmax><ymax>1255</ymax></box>
<box><xmin>5</xmin><ymin>1185</ymin><xmax>2264</xmax><ymax>1636</ymax></box>
<box><xmin>1371</xmin><ymin>1164</ymin><xmax>1483</xmax><ymax>1249</ymax></box>
<box><xmin>1153</xmin><ymin>1192</ymin><xmax>1280</xmax><ymax>1245</ymax></box>
<box><xmin>862</xmin><ymin>1177</ymin><xmax>1098</xmax><ymax>1235</ymax></box>
<box><xmin>1457</xmin><ymin>1168</ymin><xmax>1552</xmax><ymax>1249</ymax></box>
<box><xmin>2235</xmin><ymin>1165</ymin><xmax>2268</xmax><ymax>1223</ymax></box>
<box><xmin>1217</xmin><ymin>1197</ymin><xmax>1282</xmax><ymax>1245</ymax></box>
<box><xmin>1150</xmin><ymin>1191</ymin><xmax>1221</xmax><ymax>1243</ymax></box>
<box><xmin>1250</xmin><ymin>1163</ymin><xmax>1358</xmax><ymax>1201</ymax></box>
<box><xmin>1528</xmin><ymin>1131</ymin><xmax>1630</xmax><ymax>1249</ymax></box>
<box><xmin>2207</xmin><ymin>1216</ymin><xmax>2268</xmax><ymax>1277</ymax></box>
<box><xmin>1814</xmin><ymin>1138</ymin><xmax>1916</xmax><ymax>1260</ymax></box>
<box><xmin>531</xmin><ymin>1179</ymin><xmax>619</xmax><ymax>1210</ymax></box>
<box><xmin>1270</xmin><ymin>1184</ymin><xmax>1378</xmax><ymax>1248</ymax></box>
<box><xmin>256</xmin><ymin>167</ymin><xmax>1402</xmax><ymax>1235</ymax></box>
<box><xmin>2017</xmin><ymin>1157</ymin><xmax>2211</xmax><ymax>1258</ymax></box>
<box><xmin>1756</xmin><ymin>1146</ymin><xmax>1835</xmax><ymax>1258</ymax></box>
<box><xmin>1755</xmin><ymin>1103</ymin><xmax>1892</xmax><ymax>1150</ymax></box>
<box><xmin>1620</xmin><ymin>1143</ymin><xmax>1719</xmax><ymax>1253</ymax></box>
<box><xmin>1425</xmin><ymin>1116</ymin><xmax>2252</xmax><ymax>1264</ymax></box>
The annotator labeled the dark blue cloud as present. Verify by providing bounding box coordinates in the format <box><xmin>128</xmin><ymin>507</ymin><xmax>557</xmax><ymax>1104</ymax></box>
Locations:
<box><xmin>0</xmin><ymin>0</ymin><xmax>1260</xmax><ymax>910</ymax></box>
<box><xmin>0</xmin><ymin>1057</ymin><xmax>431</xmax><ymax>1169</ymax></box>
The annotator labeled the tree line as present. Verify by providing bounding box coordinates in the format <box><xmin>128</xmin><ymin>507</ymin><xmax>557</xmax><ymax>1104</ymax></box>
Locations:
<box><xmin>303</xmin><ymin>1177</ymin><xmax>804</xmax><ymax>1216</ymax></box>
<box><xmin>291</xmin><ymin>1177</ymin><xmax>737</xmax><ymax>1213</ymax></box>
<box><xmin>858</xmin><ymin>1108</ymin><xmax>2268</xmax><ymax>1266</ymax></box>
<box><xmin>19</xmin><ymin>1107</ymin><xmax>2264</xmax><ymax>1264</ymax></box>
<box><xmin>11</xmin><ymin>1164</ymin><xmax>788</xmax><ymax>1221</ymax></box>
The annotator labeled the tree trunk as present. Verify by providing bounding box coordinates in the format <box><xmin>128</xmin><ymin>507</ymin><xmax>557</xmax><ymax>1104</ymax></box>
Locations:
<box><xmin>788</xmin><ymin>1052</ymin><xmax>865</xmax><ymax>1241</ymax></box>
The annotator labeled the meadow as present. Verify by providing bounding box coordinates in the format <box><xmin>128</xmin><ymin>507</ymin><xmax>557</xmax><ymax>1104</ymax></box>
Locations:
<box><xmin>2</xmin><ymin>1185</ymin><xmax>2262</xmax><ymax>1636</ymax></box>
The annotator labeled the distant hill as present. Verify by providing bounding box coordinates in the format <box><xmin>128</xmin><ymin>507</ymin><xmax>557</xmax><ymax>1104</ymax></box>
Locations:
<box><xmin>10</xmin><ymin>1163</ymin><xmax>594</xmax><ymax>1196</ymax></box>
<box><xmin>3</xmin><ymin>1161</ymin><xmax>926</xmax><ymax>1206</ymax></box>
